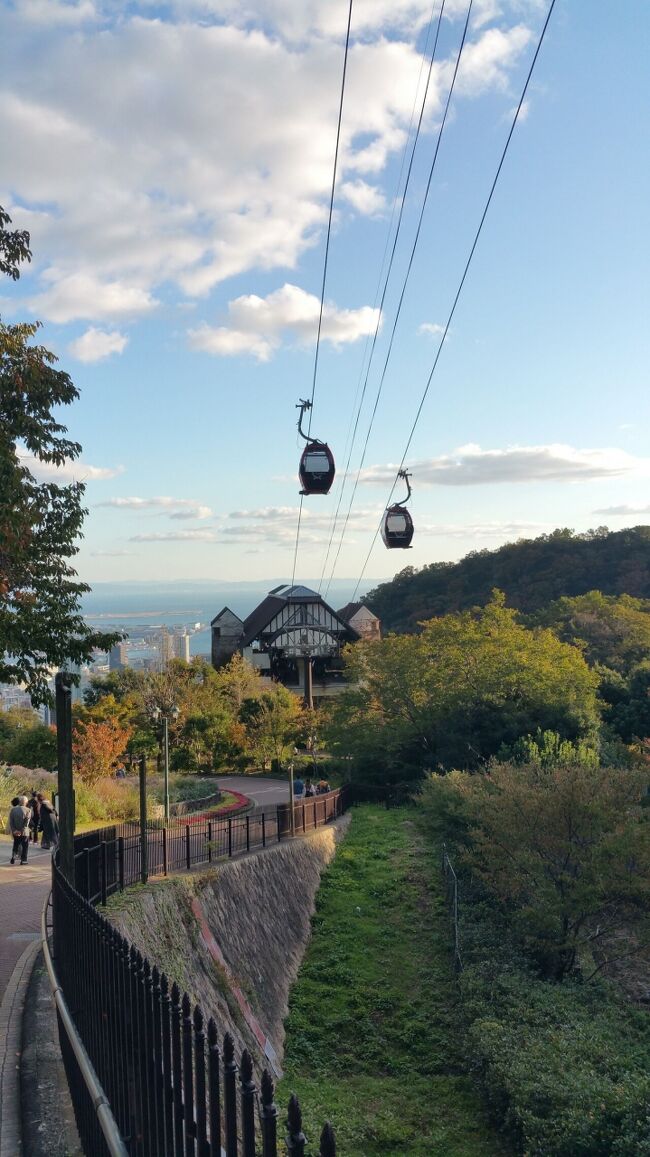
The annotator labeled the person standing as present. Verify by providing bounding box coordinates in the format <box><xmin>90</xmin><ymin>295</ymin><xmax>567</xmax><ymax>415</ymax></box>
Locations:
<box><xmin>37</xmin><ymin>793</ymin><xmax>59</xmax><ymax>850</ymax></box>
<box><xmin>9</xmin><ymin>795</ymin><xmax>31</xmax><ymax>864</ymax></box>
<box><xmin>28</xmin><ymin>790</ymin><xmax>40</xmax><ymax>844</ymax></box>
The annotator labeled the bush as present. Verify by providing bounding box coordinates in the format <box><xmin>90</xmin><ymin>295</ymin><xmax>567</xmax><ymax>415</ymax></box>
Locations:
<box><xmin>74</xmin><ymin>777</ymin><xmax>140</xmax><ymax>824</ymax></box>
<box><xmin>421</xmin><ymin>763</ymin><xmax>650</xmax><ymax>980</ymax></box>
<box><xmin>459</xmin><ymin>940</ymin><xmax>650</xmax><ymax>1155</ymax></box>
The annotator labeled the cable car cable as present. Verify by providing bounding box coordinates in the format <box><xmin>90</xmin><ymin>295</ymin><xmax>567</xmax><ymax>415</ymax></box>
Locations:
<box><xmin>320</xmin><ymin>0</ymin><xmax>442</xmax><ymax>564</ymax></box>
<box><xmin>349</xmin><ymin>0</ymin><xmax>558</xmax><ymax>602</ymax></box>
<box><xmin>290</xmin><ymin>0</ymin><xmax>354</xmax><ymax>588</ymax></box>
<box><xmin>323</xmin><ymin>0</ymin><xmax>474</xmax><ymax>598</ymax></box>
<box><xmin>317</xmin><ymin>0</ymin><xmax>447</xmax><ymax>593</ymax></box>
<box><xmin>307</xmin><ymin>0</ymin><xmax>354</xmax><ymax>434</ymax></box>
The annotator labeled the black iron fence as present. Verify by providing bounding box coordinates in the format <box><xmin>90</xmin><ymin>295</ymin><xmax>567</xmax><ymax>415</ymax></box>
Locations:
<box><xmin>49</xmin><ymin>787</ymin><xmax>353</xmax><ymax>1154</ymax></box>
<box><xmin>73</xmin><ymin>789</ymin><xmax>348</xmax><ymax>907</ymax></box>
<box><xmin>51</xmin><ymin>863</ymin><xmax>337</xmax><ymax>1156</ymax></box>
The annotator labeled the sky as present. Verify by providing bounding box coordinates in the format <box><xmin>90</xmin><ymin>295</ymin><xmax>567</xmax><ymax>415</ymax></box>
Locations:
<box><xmin>1</xmin><ymin>0</ymin><xmax>649</xmax><ymax>598</ymax></box>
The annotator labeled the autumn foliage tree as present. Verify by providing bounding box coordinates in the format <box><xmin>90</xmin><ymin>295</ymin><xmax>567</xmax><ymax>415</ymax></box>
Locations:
<box><xmin>72</xmin><ymin>718</ymin><xmax>133</xmax><ymax>786</ymax></box>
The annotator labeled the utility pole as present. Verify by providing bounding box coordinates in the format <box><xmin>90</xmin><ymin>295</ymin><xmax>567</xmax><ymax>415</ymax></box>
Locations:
<box><xmin>55</xmin><ymin>671</ymin><xmax>75</xmax><ymax>884</ymax></box>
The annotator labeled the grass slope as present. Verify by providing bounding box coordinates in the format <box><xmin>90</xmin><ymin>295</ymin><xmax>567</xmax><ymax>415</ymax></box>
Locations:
<box><xmin>280</xmin><ymin>806</ymin><xmax>509</xmax><ymax>1155</ymax></box>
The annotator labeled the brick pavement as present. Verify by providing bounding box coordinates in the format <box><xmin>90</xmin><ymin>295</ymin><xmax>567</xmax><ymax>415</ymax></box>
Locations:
<box><xmin>0</xmin><ymin>835</ymin><xmax>52</xmax><ymax>1156</ymax></box>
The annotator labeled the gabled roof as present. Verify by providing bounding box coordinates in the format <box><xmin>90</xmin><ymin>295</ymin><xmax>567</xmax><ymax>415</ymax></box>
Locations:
<box><xmin>241</xmin><ymin>585</ymin><xmax>359</xmax><ymax>648</ymax></box>
<box><xmin>210</xmin><ymin>606</ymin><xmax>244</xmax><ymax>628</ymax></box>
<box><xmin>241</xmin><ymin>595</ymin><xmax>286</xmax><ymax>646</ymax></box>
<box><xmin>337</xmin><ymin>601</ymin><xmax>375</xmax><ymax>622</ymax></box>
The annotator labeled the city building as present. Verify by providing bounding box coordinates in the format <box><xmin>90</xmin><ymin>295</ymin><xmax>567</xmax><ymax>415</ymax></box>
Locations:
<box><xmin>174</xmin><ymin>632</ymin><xmax>191</xmax><ymax>663</ymax></box>
<box><xmin>211</xmin><ymin>584</ymin><xmax>366</xmax><ymax>706</ymax></box>
<box><xmin>109</xmin><ymin>641</ymin><xmax>129</xmax><ymax>671</ymax></box>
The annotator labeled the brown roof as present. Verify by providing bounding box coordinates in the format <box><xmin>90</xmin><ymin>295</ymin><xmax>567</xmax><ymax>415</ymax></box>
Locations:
<box><xmin>241</xmin><ymin>585</ymin><xmax>359</xmax><ymax>647</ymax></box>
<box><xmin>337</xmin><ymin>601</ymin><xmax>377</xmax><ymax>623</ymax></box>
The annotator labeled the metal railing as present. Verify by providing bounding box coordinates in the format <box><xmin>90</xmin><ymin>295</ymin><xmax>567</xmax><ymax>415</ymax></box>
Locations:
<box><xmin>73</xmin><ymin>789</ymin><xmax>348</xmax><ymax>907</ymax></box>
<box><xmin>48</xmin><ymin>788</ymin><xmax>352</xmax><ymax>1154</ymax></box>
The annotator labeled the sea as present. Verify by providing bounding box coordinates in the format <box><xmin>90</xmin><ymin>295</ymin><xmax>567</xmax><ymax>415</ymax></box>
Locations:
<box><xmin>81</xmin><ymin>578</ymin><xmax>374</xmax><ymax>658</ymax></box>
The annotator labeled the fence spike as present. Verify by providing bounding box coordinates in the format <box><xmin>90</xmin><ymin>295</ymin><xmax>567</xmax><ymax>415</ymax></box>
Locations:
<box><xmin>151</xmin><ymin>963</ymin><xmax>159</xmax><ymax>986</ymax></box>
<box><xmin>181</xmin><ymin>990</ymin><xmax>191</xmax><ymax>1017</ymax></box>
<box><xmin>240</xmin><ymin>1048</ymin><xmax>253</xmax><ymax>1083</ymax></box>
<box><xmin>160</xmin><ymin>971</ymin><xmax>169</xmax><ymax>996</ymax></box>
<box><xmin>261</xmin><ymin>1068</ymin><xmax>275</xmax><ymax>1105</ymax></box>
<box><xmin>207</xmin><ymin>1016</ymin><xmax>218</xmax><ymax>1047</ymax></box>
<box><xmin>193</xmin><ymin>1004</ymin><xmax>204</xmax><ymax>1033</ymax></box>
<box><xmin>171</xmin><ymin>980</ymin><xmax>181</xmax><ymax>1006</ymax></box>
<box><xmin>223</xmin><ymin>1031</ymin><xmax>235</xmax><ymax>1064</ymax></box>
<box><xmin>320</xmin><ymin>1122</ymin><xmax>336</xmax><ymax>1156</ymax></box>
<box><xmin>287</xmin><ymin>1093</ymin><xmax>306</xmax><ymax>1154</ymax></box>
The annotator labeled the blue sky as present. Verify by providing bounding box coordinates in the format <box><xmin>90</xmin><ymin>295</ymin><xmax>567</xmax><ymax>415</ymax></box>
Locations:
<box><xmin>1</xmin><ymin>0</ymin><xmax>649</xmax><ymax>595</ymax></box>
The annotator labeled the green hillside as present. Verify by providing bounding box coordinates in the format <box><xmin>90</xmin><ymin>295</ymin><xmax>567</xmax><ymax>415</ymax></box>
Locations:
<box><xmin>364</xmin><ymin>526</ymin><xmax>650</xmax><ymax>634</ymax></box>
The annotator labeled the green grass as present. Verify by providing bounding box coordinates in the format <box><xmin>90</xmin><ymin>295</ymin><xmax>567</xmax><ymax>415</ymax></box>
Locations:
<box><xmin>279</xmin><ymin>805</ymin><xmax>510</xmax><ymax>1156</ymax></box>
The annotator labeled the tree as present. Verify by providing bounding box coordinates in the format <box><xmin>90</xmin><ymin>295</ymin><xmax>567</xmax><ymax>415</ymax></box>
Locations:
<box><xmin>533</xmin><ymin>590</ymin><xmax>650</xmax><ymax>673</ymax></box>
<box><xmin>240</xmin><ymin>682</ymin><xmax>304</xmax><ymax>770</ymax></box>
<box><xmin>0</xmin><ymin>705</ymin><xmax>57</xmax><ymax>769</ymax></box>
<box><xmin>72</xmin><ymin>718</ymin><xmax>133</xmax><ymax>786</ymax></box>
<box><xmin>422</xmin><ymin>762</ymin><xmax>650</xmax><ymax>981</ymax></box>
<box><xmin>325</xmin><ymin>592</ymin><xmax>600</xmax><ymax>779</ymax></box>
<box><xmin>0</xmin><ymin>206</ymin><xmax>116</xmax><ymax>704</ymax></box>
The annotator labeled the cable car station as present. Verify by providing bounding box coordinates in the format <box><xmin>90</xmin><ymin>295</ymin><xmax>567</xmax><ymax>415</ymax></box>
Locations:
<box><xmin>211</xmin><ymin>584</ymin><xmax>380</xmax><ymax>707</ymax></box>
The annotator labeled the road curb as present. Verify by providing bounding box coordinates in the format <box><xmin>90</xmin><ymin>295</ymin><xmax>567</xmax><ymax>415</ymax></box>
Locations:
<box><xmin>0</xmin><ymin>937</ymin><xmax>40</xmax><ymax>1157</ymax></box>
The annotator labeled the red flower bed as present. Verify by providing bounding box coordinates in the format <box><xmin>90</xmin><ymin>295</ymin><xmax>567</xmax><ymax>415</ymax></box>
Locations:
<box><xmin>184</xmin><ymin>790</ymin><xmax>251</xmax><ymax>824</ymax></box>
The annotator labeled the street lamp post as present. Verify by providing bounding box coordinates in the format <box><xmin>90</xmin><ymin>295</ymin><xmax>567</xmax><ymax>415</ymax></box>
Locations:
<box><xmin>151</xmin><ymin>705</ymin><xmax>179</xmax><ymax>824</ymax></box>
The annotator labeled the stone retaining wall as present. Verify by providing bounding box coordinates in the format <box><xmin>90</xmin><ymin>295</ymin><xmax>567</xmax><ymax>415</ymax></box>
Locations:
<box><xmin>107</xmin><ymin>817</ymin><xmax>350</xmax><ymax>1074</ymax></box>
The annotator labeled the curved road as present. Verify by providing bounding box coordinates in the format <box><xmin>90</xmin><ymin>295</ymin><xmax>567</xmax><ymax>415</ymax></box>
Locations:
<box><xmin>215</xmin><ymin>775</ymin><xmax>290</xmax><ymax>810</ymax></box>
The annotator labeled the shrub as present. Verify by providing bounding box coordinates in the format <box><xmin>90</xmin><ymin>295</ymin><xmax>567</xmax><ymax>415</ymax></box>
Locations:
<box><xmin>421</xmin><ymin>763</ymin><xmax>650</xmax><ymax>980</ymax></box>
<box><xmin>459</xmin><ymin>943</ymin><xmax>650</xmax><ymax>1155</ymax></box>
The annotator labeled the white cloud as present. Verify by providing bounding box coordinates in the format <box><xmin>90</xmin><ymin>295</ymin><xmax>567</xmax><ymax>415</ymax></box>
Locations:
<box><xmin>339</xmin><ymin>180</ymin><xmax>387</xmax><ymax>216</ymax></box>
<box><xmin>90</xmin><ymin>550</ymin><xmax>137</xmax><ymax>557</ymax></box>
<box><xmin>29</xmin><ymin>273</ymin><xmax>157</xmax><ymax>324</ymax></box>
<box><xmin>189</xmin><ymin>283</ymin><xmax>380</xmax><ymax>361</ymax></box>
<box><xmin>97</xmin><ymin>497</ymin><xmax>213</xmax><ymax>519</ymax></box>
<box><xmin>130</xmin><ymin>529</ymin><xmax>218</xmax><ymax>542</ymax></box>
<box><xmin>68</xmin><ymin>327</ymin><xmax>128</xmax><ymax>362</ymax></box>
<box><xmin>418</xmin><ymin>519</ymin><xmax>548</xmax><ymax>538</ymax></box>
<box><xmin>418</xmin><ymin>321</ymin><xmax>446</xmax><ymax>338</ymax></box>
<box><xmin>17</xmin><ymin>0</ymin><xmax>97</xmax><ymax>23</ymax></box>
<box><xmin>359</xmin><ymin>444</ymin><xmax>650</xmax><ymax>487</ymax></box>
<box><xmin>19</xmin><ymin>454</ymin><xmax>123</xmax><ymax>482</ymax></box>
<box><xmin>592</xmin><ymin>504</ymin><xmax>650</xmax><ymax>516</ymax></box>
<box><xmin>2</xmin><ymin>8</ymin><xmax>535</xmax><ymax>323</ymax></box>
<box><xmin>218</xmin><ymin>503</ymin><xmax>378</xmax><ymax>545</ymax></box>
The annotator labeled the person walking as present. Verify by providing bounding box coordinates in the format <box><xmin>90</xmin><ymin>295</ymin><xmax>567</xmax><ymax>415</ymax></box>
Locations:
<box><xmin>37</xmin><ymin>793</ymin><xmax>59</xmax><ymax>850</ymax></box>
<box><xmin>9</xmin><ymin>795</ymin><xmax>31</xmax><ymax>864</ymax></box>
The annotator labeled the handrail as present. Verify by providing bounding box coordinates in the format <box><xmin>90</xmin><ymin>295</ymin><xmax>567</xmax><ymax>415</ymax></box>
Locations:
<box><xmin>41</xmin><ymin>891</ymin><xmax>129</xmax><ymax>1157</ymax></box>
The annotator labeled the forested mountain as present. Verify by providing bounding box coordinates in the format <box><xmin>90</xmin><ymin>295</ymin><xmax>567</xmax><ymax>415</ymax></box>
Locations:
<box><xmin>365</xmin><ymin>526</ymin><xmax>650</xmax><ymax>634</ymax></box>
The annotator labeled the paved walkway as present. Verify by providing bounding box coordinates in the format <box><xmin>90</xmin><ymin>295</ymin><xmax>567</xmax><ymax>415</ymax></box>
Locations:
<box><xmin>0</xmin><ymin>836</ymin><xmax>52</xmax><ymax>1156</ymax></box>
<box><xmin>215</xmin><ymin>774</ymin><xmax>289</xmax><ymax>809</ymax></box>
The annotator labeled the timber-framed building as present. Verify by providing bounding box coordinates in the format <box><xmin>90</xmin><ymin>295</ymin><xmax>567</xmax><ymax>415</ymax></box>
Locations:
<box><xmin>211</xmin><ymin>584</ymin><xmax>379</xmax><ymax>706</ymax></box>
